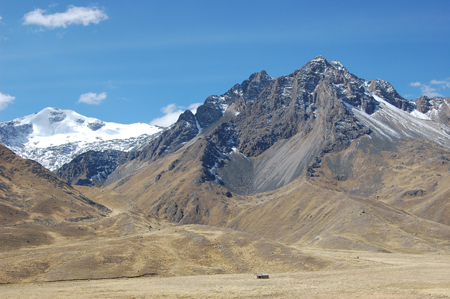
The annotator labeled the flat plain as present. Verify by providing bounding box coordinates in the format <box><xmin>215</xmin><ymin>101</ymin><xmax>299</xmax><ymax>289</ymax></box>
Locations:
<box><xmin>2</xmin><ymin>249</ymin><xmax>450</xmax><ymax>298</ymax></box>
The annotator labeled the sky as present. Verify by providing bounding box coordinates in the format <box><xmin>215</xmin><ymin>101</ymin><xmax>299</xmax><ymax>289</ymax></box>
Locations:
<box><xmin>0</xmin><ymin>1</ymin><xmax>449</xmax><ymax>126</ymax></box>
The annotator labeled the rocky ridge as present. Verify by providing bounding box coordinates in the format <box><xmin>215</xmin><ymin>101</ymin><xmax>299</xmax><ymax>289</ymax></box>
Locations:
<box><xmin>55</xmin><ymin>150</ymin><xmax>123</xmax><ymax>186</ymax></box>
<box><xmin>111</xmin><ymin>56</ymin><xmax>388</xmax><ymax>193</ymax></box>
<box><xmin>414</xmin><ymin>95</ymin><xmax>450</xmax><ymax>127</ymax></box>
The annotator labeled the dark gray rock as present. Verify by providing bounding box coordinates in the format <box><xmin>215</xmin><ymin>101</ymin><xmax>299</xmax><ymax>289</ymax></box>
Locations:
<box><xmin>48</xmin><ymin>109</ymin><xmax>66</xmax><ymax>123</ymax></box>
<box><xmin>126</xmin><ymin>110</ymin><xmax>199</xmax><ymax>162</ymax></box>
<box><xmin>56</xmin><ymin>150</ymin><xmax>123</xmax><ymax>186</ymax></box>
<box><xmin>87</xmin><ymin>121</ymin><xmax>105</xmax><ymax>131</ymax></box>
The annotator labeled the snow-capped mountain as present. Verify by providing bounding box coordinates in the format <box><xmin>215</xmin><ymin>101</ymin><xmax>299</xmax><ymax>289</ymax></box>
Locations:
<box><xmin>0</xmin><ymin>107</ymin><xmax>164</xmax><ymax>171</ymax></box>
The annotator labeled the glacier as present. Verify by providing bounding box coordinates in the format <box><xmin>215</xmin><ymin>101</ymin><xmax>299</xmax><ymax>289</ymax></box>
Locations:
<box><xmin>0</xmin><ymin>107</ymin><xmax>164</xmax><ymax>171</ymax></box>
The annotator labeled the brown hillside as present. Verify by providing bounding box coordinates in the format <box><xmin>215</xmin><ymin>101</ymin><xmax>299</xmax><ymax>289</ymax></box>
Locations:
<box><xmin>0</xmin><ymin>145</ymin><xmax>332</xmax><ymax>284</ymax></box>
<box><xmin>105</xmin><ymin>133</ymin><xmax>450</xmax><ymax>254</ymax></box>
<box><xmin>0</xmin><ymin>144</ymin><xmax>110</xmax><ymax>251</ymax></box>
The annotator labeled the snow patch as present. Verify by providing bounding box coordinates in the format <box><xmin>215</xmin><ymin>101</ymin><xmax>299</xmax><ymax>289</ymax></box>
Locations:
<box><xmin>195</xmin><ymin>116</ymin><xmax>203</xmax><ymax>136</ymax></box>
<box><xmin>209</xmin><ymin>162</ymin><xmax>222</xmax><ymax>184</ymax></box>
<box><xmin>410</xmin><ymin>110</ymin><xmax>431</xmax><ymax>120</ymax></box>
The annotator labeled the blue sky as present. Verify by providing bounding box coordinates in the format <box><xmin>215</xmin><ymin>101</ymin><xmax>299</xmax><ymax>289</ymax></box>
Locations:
<box><xmin>1</xmin><ymin>1</ymin><xmax>449</xmax><ymax>126</ymax></box>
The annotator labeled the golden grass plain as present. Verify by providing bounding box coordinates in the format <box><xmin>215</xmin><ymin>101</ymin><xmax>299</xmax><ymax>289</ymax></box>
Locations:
<box><xmin>2</xmin><ymin>249</ymin><xmax>450</xmax><ymax>298</ymax></box>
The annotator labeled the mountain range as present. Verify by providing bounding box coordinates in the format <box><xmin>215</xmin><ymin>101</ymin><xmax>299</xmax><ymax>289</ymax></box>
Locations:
<box><xmin>1</xmin><ymin>56</ymin><xmax>450</xmax><ymax>284</ymax></box>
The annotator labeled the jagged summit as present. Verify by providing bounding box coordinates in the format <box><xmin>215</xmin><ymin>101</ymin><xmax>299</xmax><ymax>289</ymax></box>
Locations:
<box><xmin>111</xmin><ymin>56</ymin><xmax>450</xmax><ymax>199</ymax></box>
<box><xmin>413</xmin><ymin>95</ymin><xmax>450</xmax><ymax>127</ymax></box>
<box><xmin>367</xmin><ymin>79</ymin><xmax>413</xmax><ymax>111</ymax></box>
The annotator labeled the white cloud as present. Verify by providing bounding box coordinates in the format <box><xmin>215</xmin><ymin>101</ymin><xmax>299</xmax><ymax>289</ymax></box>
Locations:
<box><xmin>187</xmin><ymin>103</ymin><xmax>201</xmax><ymax>114</ymax></box>
<box><xmin>0</xmin><ymin>92</ymin><xmax>15</xmax><ymax>110</ymax></box>
<box><xmin>421</xmin><ymin>85</ymin><xmax>442</xmax><ymax>98</ymax></box>
<box><xmin>23</xmin><ymin>5</ymin><xmax>108</xmax><ymax>29</ymax></box>
<box><xmin>150</xmin><ymin>103</ymin><xmax>202</xmax><ymax>127</ymax></box>
<box><xmin>431</xmin><ymin>79</ymin><xmax>450</xmax><ymax>89</ymax></box>
<box><xmin>78</xmin><ymin>92</ymin><xmax>107</xmax><ymax>105</ymax></box>
<box><xmin>410</xmin><ymin>80</ymin><xmax>449</xmax><ymax>98</ymax></box>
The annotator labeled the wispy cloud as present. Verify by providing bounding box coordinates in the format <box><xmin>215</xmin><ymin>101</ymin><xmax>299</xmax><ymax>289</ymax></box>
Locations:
<box><xmin>150</xmin><ymin>103</ymin><xmax>202</xmax><ymax>127</ymax></box>
<box><xmin>0</xmin><ymin>92</ymin><xmax>15</xmax><ymax>110</ymax></box>
<box><xmin>430</xmin><ymin>80</ymin><xmax>450</xmax><ymax>89</ymax></box>
<box><xmin>78</xmin><ymin>92</ymin><xmax>107</xmax><ymax>105</ymax></box>
<box><xmin>108</xmin><ymin>80</ymin><xmax>118</xmax><ymax>89</ymax></box>
<box><xmin>410</xmin><ymin>79</ymin><xmax>450</xmax><ymax>98</ymax></box>
<box><xmin>23</xmin><ymin>5</ymin><xmax>108</xmax><ymax>29</ymax></box>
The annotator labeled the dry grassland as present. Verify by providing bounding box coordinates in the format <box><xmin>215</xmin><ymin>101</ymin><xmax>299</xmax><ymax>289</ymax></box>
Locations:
<box><xmin>1</xmin><ymin>249</ymin><xmax>450</xmax><ymax>298</ymax></box>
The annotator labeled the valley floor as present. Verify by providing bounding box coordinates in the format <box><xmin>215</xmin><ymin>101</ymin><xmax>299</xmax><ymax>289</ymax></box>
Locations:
<box><xmin>2</xmin><ymin>249</ymin><xmax>449</xmax><ymax>299</ymax></box>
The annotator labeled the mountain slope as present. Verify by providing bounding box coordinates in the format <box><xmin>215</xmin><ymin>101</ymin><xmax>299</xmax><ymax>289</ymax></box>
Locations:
<box><xmin>101</xmin><ymin>56</ymin><xmax>450</xmax><ymax>252</ymax></box>
<box><xmin>0</xmin><ymin>144</ymin><xmax>110</xmax><ymax>250</ymax></box>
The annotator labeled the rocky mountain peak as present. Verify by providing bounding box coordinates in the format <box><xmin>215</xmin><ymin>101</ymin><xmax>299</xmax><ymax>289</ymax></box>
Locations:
<box><xmin>239</xmin><ymin>70</ymin><xmax>274</xmax><ymax>103</ymax></box>
<box><xmin>414</xmin><ymin>96</ymin><xmax>450</xmax><ymax>127</ymax></box>
<box><xmin>195</xmin><ymin>70</ymin><xmax>274</xmax><ymax>129</ymax></box>
<box><xmin>177</xmin><ymin>109</ymin><xmax>197</xmax><ymax>125</ymax></box>
<box><xmin>192</xmin><ymin>56</ymin><xmax>379</xmax><ymax>164</ymax></box>
<box><xmin>180</xmin><ymin>56</ymin><xmax>377</xmax><ymax>193</ymax></box>
<box><xmin>329</xmin><ymin>60</ymin><xmax>345</xmax><ymax>71</ymax></box>
<box><xmin>415</xmin><ymin>95</ymin><xmax>432</xmax><ymax>113</ymax></box>
<box><xmin>301</xmin><ymin>55</ymin><xmax>328</xmax><ymax>77</ymax></box>
<box><xmin>367</xmin><ymin>79</ymin><xmax>413</xmax><ymax>111</ymax></box>
<box><xmin>293</xmin><ymin>56</ymin><xmax>377</xmax><ymax>114</ymax></box>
